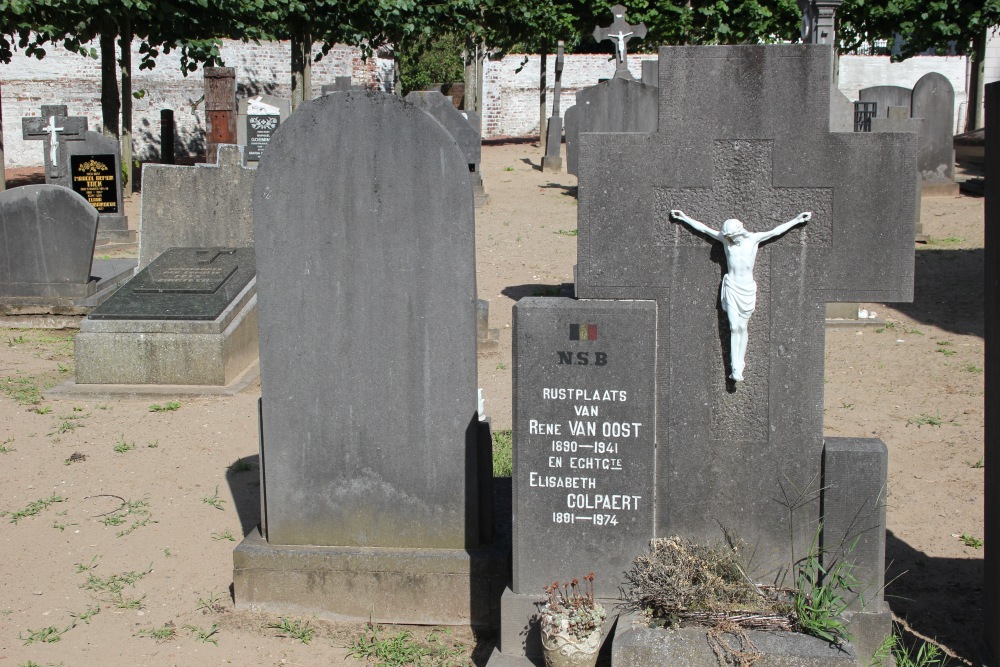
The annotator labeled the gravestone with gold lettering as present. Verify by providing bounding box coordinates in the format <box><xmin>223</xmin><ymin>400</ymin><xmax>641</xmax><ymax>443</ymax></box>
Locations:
<box><xmin>68</xmin><ymin>131</ymin><xmax>133</xmax><ymax>243</ymax></box>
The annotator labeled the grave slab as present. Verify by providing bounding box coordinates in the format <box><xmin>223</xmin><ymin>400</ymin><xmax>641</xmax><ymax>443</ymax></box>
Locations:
<box><xmin>74</xmin><ymin>247</ymin><xmax>258</xmax><ymax>386</ymax></box>
<box><xmin>137</xmin><ymin>144</ymin><xmax>255</xmax><ymax>270</ymax></box>
<box><xmin>911</xmin><ymin>72</ymin><xmax>958</xmax><ymax>196</ymax></box>
<box><xmin>236</xmin><ymin>90</ymin><xmax>502</xmax><ymax>624</ymax></box>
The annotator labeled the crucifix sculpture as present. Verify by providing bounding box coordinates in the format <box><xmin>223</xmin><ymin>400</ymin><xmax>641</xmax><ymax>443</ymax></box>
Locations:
<box><xmin>592</xmin><ymin>4</ymin><xmax>647</xmax><ymax>80</ymax></box>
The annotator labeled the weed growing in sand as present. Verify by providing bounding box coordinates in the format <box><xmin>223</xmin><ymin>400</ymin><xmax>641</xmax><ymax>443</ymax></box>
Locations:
<box><xmin>964</xmin><ymin>364</ymin><xmax>983</xmax><ymax>374</ymax></box>
<box><xmin>32</xmin><ymin>405</ymin><xmax>52</xmax><ymax>414</ymax></box>
<box><xmin>1</xmin><ymin>374</ymin><xmax>42</xmax><ymax>405</ymax></box>
<box><xmin>183</xmin><ymin>623</ymin><xmax>220</xmax><ymax>645</ymax></box>
<box><xmin>959</xmin><ymin>533</ymin><xmax>983</xmax><ymax>549</ymax></box>
<box><xmin>7</xmin><ymin>334</ymin><xmax>27</xmax><ymax>346</ymax></box>
<box><xmin>554</xmin><ymin>228</ymin><xmax>578</xmax><ymax>236</ymax></box>
<box><xmin>82</xmin><ymin>564</ymin><xmax>152</xmax><ymax>609</ymax></box>
<box><xmin>349</xmin><ymin>623</ymin><xmax>464</xmax><ymax>665</ymax></box>
<box><xmin>113</xmin><ymin>436</ymin><xmax>136</xmax><ymax>453</ymax></box>
<box><xmin>969</xmin><ymin>457</ymin><xmax>985</xmax><ymax>469</ymax></box>
<box><xmin>872</xmin><ymin>628</ymin><xmax>951</xmax><ymax>666</ymax></box>
<box><xmin>269</xmin><ymin>617</ymin><xmax>316</xmax><ymax>644</ymax></box>
<box><xmin>115</xmin><ymin>594</ymin><xmax>146</xmax><ymax>610</ymax></box>
<box><xmin>74</xmin><ymin>556</ymin><xmax>98</xmax><ymax>573</ymax></box>
<box><xmin>147</xmin><ymin>440</ymin><xmax>159</xmax><ymax>448</ymax></box>
<box><xmin>57</xmin><ymin>363</ymin><xmax>70</xmax><ymax>374</ymax></box>
<box><xmin>504</xmin><ymin>166</ymin><xmax>514</xmax><ymax>171</ymax></box>
<box><xmin>907</xmin><ymin>413</ymin><xmax>943</xmax><ymax>428</ymax></box>
<box><xmin>99</xmin><ymin>498</ymin><xmax>154</xmax><ymax>537</ymax></box>
<box><xmin>229</xmin><ymin>457</ymin><xmax>256</xmax><ymax>473</ymax></box>
<box><xmin>212</xmin><ymin>529</ymin><xmax>236</xmax><ymax>542</ymax></box>
<box><xmin>148</xmin><ymin>401</ymin><xmax>181</xmax><ymax>412</ymax></box>
<box><xmin>19</xmin><ymin>625</ymin><xmax>65</xmax><ymax>645</ymax></box>
<box><xmin>936</xmin><ymin>341</ymin><xmax>957</xmax><ymax>356</ymax></box>
<box><xmin>0</xmin><ymin>437</ymin><xmax>15</xmax><ymax>454</ymax></box>
<box><xmin>10</xmin><ymin>493</ymin><xmax>65</xmax><ymax>524</ymax></box>
<box><xmin>496</xmin><ymin>362</ymin><xmax>507</xmax><ymax>370</ymax></box>
<box><xmin>137</xmin><ymin>623</ymin><xmax>177</xmax><ymax>641</ymax></box>
<box><xmin>69</xmin><ymin>606</ymin><xmax>100</xmax><ymax>625</ymax></box>
<box><xmin>202</xmin><ymin>486</ymin><xmax>225</xmax><ymax>510</ymax></box>
<box><xmin>195</xmin><ymin>590</ymin><xmax>226</xmax><ymax>613</ymax></box>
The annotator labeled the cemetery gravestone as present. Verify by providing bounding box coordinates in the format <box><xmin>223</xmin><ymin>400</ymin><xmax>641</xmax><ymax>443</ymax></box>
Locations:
<box><xmin>565</xmin><ymin>77</ymin><xmax>658</xmax><ymax>175</ymax></box>
<box><xmin>404</xmin><ymin>90</ymin><xmax>488</xmax><ymax>206</ymax></box>
<box><xmin>911</xmin><ymin>72</ymin><xmax>958</xmax><ymax>196</ymax></box>
<box><xmin>859</xmin><ymin>85</ymin><xmax>912</xmax><ymax>119</ymax></box>
<box><xmin>21</xmin><ymin>104</ymin><xmax>87</xmax><ymax>186</ymax></box>
<box><xmin>542</xmin><ymin>42</ymin><xmax>566</xmax><ymax>174</ymax></box>
<box><xmin>205</xmin><ymin>67</ymin><xmax>237</xmax><ymax>162</ymax></box>
<box><xmin>137</xmin><ymin>144</ymin><xmax>255</xmax><ymax>270</ymax></box>
<box><xmin>491</xmin><ymin>44</ymin><xmax>915</xmax><ymax>665</ymax></box>
<box><xmin>592</xmin><ymin>4</ymin><xmax>647</xmax><ymax>80</ymax></box>
<box><xmin>872</xmin><ymin>106</ymin><xmax>926</xmax><ymax>241</ymax></box>
<box><xmin>233</xmin><ymin>91</ymin><xmax>506</xmax><ymax>625</ymax></box>
<box><xmin>74</xmin><ymin>247</ymin><xmax>259</xmax><ymax>386</ymax></box>
<box><xmin>0</xmin><ymin>185</ymin><xmax>133</xmax><ymax>316</ymax></box>
<box><xmin>236</xmin><ymin>95</ymin><xmax>292</xmax><ymax>162</ymax></box>
<box><xmin>68</xmin><ymin>130</ymin><xmax>134</xmax><ymax>243</ymax></box>
<box><xmin>320</xmin><ymin>76</ymin><xmax>356</xmax><ymax>94</ymax></box>
<box><xmin>984</xmin><ymin>79</ymin><xmax>1000</xmax><ymax>666</ymax></box>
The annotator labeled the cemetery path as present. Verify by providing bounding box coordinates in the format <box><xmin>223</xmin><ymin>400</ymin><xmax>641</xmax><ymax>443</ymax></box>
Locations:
<box><xmin>0</xmin><ymin>147</ymin><xmax>986</xmax><ymax>665</ymax></box>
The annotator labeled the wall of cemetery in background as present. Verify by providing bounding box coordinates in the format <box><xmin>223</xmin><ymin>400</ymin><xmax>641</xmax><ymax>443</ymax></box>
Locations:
<box><xmin>3</xmin><ymin>38</ymin><xmax>392</xmax><ymax>167</ymax></box>
<box><xmin>3</xmin><ymin>38</ymin><xmax>981</xmax><ymax>167</ymax></box>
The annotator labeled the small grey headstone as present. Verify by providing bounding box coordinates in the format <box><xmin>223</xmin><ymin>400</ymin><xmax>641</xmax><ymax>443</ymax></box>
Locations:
<box><xmin>20</xmin><ymin>104</ymin><xmax>87</xmax><ymax>186</ymax></box>
<box><xmin>513</xmin><ymin>297</ymin><xmax>656</xmax><ymax>598</ymax></box>
<box><xmin>859</xmin><ymin>85</ymin><xmax>912</xmax><ymax>118</ymax></box>
<box><xmin>565</xmin><ymin>78</ymin><xmax>658</xmax><ymax>175</ymax></box>
<box><xmin>911</xmin><ymin>72</ymin><xmax>956</xmax><ymax>186</ymax></box>
<box><xmin>137</xmin><ymin>144</ymin><xmax>255</xmax><ymax>270</ymax></box>
<box><xmin>321</xmin><ymin>76</ymin><xmax>356</xmax><ymax>95</ymax></box>
<box><xmin>236</xmin><ymin>95</ymin><xmax>292</xmax><ymax>161</ymax></box>
<box><xmin>0</xmin><ymin>185</ymin><xmax>97</xmax><ymax>298</ymax></box>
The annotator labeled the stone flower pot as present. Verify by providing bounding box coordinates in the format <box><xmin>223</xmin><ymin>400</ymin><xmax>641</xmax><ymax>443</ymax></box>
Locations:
<box><xmin>540</xmin><ymin>622</ymin><xmax>602</xmax><ymax>667</ymax></box>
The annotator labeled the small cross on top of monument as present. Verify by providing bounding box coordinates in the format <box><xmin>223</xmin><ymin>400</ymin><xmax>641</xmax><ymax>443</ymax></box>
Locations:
<box><xmin>593</xmin><ymin>4</ymin><xmax>647</xmax><ymax>80</ymax></box>
<box><xmin>21</xmin><ymin>105</ymin><xmax>87</xmax><ymax>180</ymax></box>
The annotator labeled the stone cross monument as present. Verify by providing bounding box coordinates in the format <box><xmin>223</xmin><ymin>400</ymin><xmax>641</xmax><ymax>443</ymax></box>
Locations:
<box><xmin>542</xmin><ymin>41</ymin><xmax>567</xmax><ymax>173</ymax></box>
<box><xmin>592</xmin><ymin>4</ymin><xmax>647</xmax><ymax>80</ymax></box>
<box><xmin>21</xmin><ymin>104</ymin><xmax>88</xmax><ymax>185</ymax></box>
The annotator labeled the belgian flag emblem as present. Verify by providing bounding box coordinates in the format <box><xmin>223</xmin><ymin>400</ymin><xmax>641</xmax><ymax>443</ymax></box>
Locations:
<box><xmin>569</xmin><ymin>323</ymin><xmax>598</xmax><ymax>341</ymax></box>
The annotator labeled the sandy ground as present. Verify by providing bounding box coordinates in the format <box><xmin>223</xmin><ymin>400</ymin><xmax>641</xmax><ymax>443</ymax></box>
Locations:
<box><xmin>0</xmin><ymin>144</ymin><xmax>987</xmax><ymax>665</ymax></box>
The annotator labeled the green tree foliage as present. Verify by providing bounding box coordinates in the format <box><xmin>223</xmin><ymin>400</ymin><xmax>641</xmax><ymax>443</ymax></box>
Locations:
<box><xmin>399</xmin><ymin>31</ymin><xmax>465</xmax><ymax>95</ymax></box>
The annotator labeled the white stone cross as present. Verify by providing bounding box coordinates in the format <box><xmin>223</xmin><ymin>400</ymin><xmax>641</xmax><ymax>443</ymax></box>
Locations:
<box><xmin>44</xmin><ymin>116</ymin><xmax>65</xmax><ymax>167</ymax></box>
<box><xmin>21</xmin><ymin>105</ymin><xmax>88</xmax><ymax>181</ymax></box>
<box><xmin>592</xmin><ymin>4</ymin><xmax>647</xmax><ymax>79</ymax></box>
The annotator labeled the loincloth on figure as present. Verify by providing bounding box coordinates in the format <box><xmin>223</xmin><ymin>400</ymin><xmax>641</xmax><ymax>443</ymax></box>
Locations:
<box><xmin>720</xmin><ymin>274</ymin><xmax>757</xmax><ymax>318</ymax></box>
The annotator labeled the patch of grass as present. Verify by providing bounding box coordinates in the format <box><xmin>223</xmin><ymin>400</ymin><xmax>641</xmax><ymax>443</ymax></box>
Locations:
<box><xmin>183</xmin><ymin>623</ymin><xmax>220</xmax><ymax>645</ymax></box>
<box><xmin>32</xmin><ymin>405</ymin><xmax>52</xmax><ymax>414</ymax></box>
<box><xmin>202</xmin><ymin>486</ymin><xmax>225</xmax><ymax>510</ymax></box>
<box><xmin>10</xmin><ymin>493</ymin><xmax>66</xmax><ymax>524</ymax></box>
<box><xmin>493</xmin><ymin>429</ymin><xmax>512</xmax><ymax>478</ymax></box>
<box><xmin>268</xmin><ymin>617</ymin><xmax>316</xmax><ymax>644</ymax></box>
<box><xmin>137</xmin><ymin>622</ymin><xmax>177</xmax><ymax>641</ymax></box>
<box><xmin>495</xmin><ymin>362</ymin><xmax>507</xmax><ymax>371</ymax></box>
<box><xmin>19</xmin><ymin>625</ymin><xmax>64</xmax><ymax>645</ymax></box>
<box><xmin>56</xmin><ymin>363</ymin><xmax>71</xmax><ymax>374</ymax></box>
<box><xmin>99</xmin><ymin>498</ymin><xmax>154</xmax><ymax>537</ymax></box>
<box><xmin>69</xmin><ymin>605</ymin><xmax>100</xmax><ymax>625</ymax></box>
<box><xmin>212</xmin><ymin>529</ymin><xmax>236</xmax><ymax>542</ymax></box>
<box><xmin>554</xmin><ymin>228</ymin><xmax>578</xmax><ymax>236</ymax></box>
<box><xmin>52</xmin><ymin>519</ymin><xmax>79</xmax><ymax>531</ymax></box>
<box><xmin>7</xmin><ymin>334</ymin><xmax>27</xmax><ymax>345</ymax></box>
<box><xmin>82</xmin><ymin>564</ymin><xmax>152</xmax><ymax>610</ymax></box>
<box><xmin>348</xmin><ymin>624</ymin><xmax>464</xmax><ymax>666</ymax></box>
<box><xmin>0</xmin><ymin>374</ymin><xmax>43</xmax><ymax>405</ymax></box>
<box><xmin>931</xmin><ymin>236</ymin><xmax>963</xmax><ymax>245</ymax></box>
<box><xmin>195</xmin><ymin>590</ymin><xmax>227</xmax><ymax>613</ymax></box>
<box><xmin>148</xmin><ymin>401</ymin><xmax>181</xmax><ymax>412</ymax></box>
<box><xmin>969</xmin><ymin>457</ymin><xmax>985</xmax><ymax>469</ymax></box>
<box><xmin>49</xmin><ymin>420</ymin><xmax>81</xmax><ymax>436</ymax></box>
<box><xmin>793</xmin><ymin>548</ymin><xmax>855</xmax><ymax>645</ymax></box>
<box><xmin>503</xmin><ymin>166</ymin><xmax>514</xmax><ymax>171</ymax></box>
<box><xmin>907</xmin><ymin>413</ymin><xmax>943</xmax><ymax>428</ymax></box>
<box><xmin>113</xmin><ymin>436</ymin><xmax>136</xmax><ymax>453</ymax></box>
<box><xmin>959</xmin><ymin>533</ymin><xmax>983</xmax><ymax>549</ymax></box>
<box><xmin>964</xmin><ymin>364</ymin><xmax>983</xmax><ymax>374</ymax></box>
<box><xmin>0</xmin><ymin>436</ymin><xmax>15</xmax><ymax>453</ymax></box>
<box><xmin>229</xmin><ymin>457</ymin><xmax>256</xmax><ymax>473</ymax></box>
<box><xmin>147</xmin><ymin>440</ymin><xmax>159</xmax><ymax>448</ymax></box>
<box><xmin>114</xmin><ymin>594</ymin><xmax>146</xmax><ymax>610</ymax></box>
<box><xmin>74</xmin><ymin>556</ymin><xmax>99</xmax><ymax>573</ymax></box>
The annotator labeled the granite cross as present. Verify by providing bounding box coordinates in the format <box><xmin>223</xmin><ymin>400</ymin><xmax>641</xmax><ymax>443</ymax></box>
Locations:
<box><xmin>21</xmin><ymin>105</ymin><xmax>88</xmax><ymax>183</ymax></box>
<box><xmin>576</xmin><ymin>45</ymin><xmax>916</xmax><ymax>578</ymax></box>
<box><xmin>592</xmin><ymin>4</ymin><xmax>647</xmax><ymax>80</ymax></box>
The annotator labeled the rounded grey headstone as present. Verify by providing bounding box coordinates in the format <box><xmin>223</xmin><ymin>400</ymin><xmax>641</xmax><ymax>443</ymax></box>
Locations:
<box><xmin>253</xmin><ymin>91</ymin><xmax>480</xmax><ymax>549</ymax></box>
<box><xmin>0</xmin><ymin>184</ymin><xmax>98</xmax><ymax>288</ymax></box>
<box><xmin>911</xmin><ymin>72</ymin><xmax>955</xmax><ymax>183</ymax></box>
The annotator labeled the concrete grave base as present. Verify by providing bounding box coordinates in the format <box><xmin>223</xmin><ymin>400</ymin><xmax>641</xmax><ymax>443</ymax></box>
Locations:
<box><xmin>233</xmin><ymin>526</ymin><xmax>510</xmax><ymax>626</ymax></box>
<box><xmin>0</xmin><ymin>258</ymin><xmax>136</xmax><ymax>316</ymax></box>
<box><xmin>73</xmin><ymin>280</ymin><xmax>258</xmax><ymax>385</ymax></box>
<box><xmin>96</xmin><ymin>213</ymin><xmax>136</xmax><ymax>244</ymax></box>
<box><xmin>46</xmin><ymin>360</ymin><xmax>259</xmax><ymax>399</ymax></box>
<box><xmin>541</xmin><ymin>156</ymin><xmax>562</xmax><ymax>173</ymax></box>
<box><xmin>921</xmin><ymin>182</ymin><xmax>960</xmax><ymax>198</ymax></box>
<box><xmin>824</xmin><ymin>302</ymin><xmax>885</xmax><ymax>328</ymax></box>
<box><xmin>611</xmin><ymin>626</ymin><xmax>858</xmax><ymax>666</ymax></box>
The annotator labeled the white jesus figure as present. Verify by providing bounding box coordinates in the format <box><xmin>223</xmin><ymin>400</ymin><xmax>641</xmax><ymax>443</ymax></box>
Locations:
<box><xmin>670</xmin><ymin>209</ymin><xmax>812</xmax><ymax>382</ymax></box>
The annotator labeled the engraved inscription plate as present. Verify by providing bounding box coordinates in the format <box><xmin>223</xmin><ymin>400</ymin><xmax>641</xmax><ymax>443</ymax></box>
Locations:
<box><xmin>70</xmin><ymin>154</ymin><xmax>119</xmax><ymax>213</ymax></box>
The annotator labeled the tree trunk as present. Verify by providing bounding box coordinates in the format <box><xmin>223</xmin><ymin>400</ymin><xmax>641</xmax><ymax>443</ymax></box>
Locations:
<box><xmin>539</xmin><ymin>43</ymin><xmax>548</xmax><ymax>151</ymax></box>
<box><xmin>101</xmin><ymin>31</ymin><xmax>121</xmax><ymax>138</ymax></box>
<box><xmin>120</xmin><ymin>17</ymin><xmax>134</xmax><ymax>194</ymax></box>
<box><xmin>967</xmin><ymin>29</ymin><xmax>987</xmax><ymax>131</ymax></box>
<box><xmin>291</xmin><ymin>28</ymin><xmax>313</xmax><ymax>110</ymax></box>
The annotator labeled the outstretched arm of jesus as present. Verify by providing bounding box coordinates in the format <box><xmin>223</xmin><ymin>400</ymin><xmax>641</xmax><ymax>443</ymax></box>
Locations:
<box><xmin>757</xmin><ymin>211</ymin><xmax>811</xmax><ymax>242</ymax></box>
<box><xmin>670</xmin><ymin>210</ymin><xmax>721</xmax><ymax>240</ymax></box>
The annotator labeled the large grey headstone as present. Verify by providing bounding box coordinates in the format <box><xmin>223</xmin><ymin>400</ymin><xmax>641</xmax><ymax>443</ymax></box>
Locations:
<box><xmin>859</xmin><ymin>85</ymin><xmax>912</xmax><ymax>119</ymax></box>
<box><xmin>0</xmin><ymin>185</ymin><xmax>98</xmax><ymax>298</ymax></box>
<box><xmin>578</xmin><ymin>44</ymin><xmax>915</xmax><ymax>579</ymax></box>
<box><xmin>20</xmin><ymin>104</ymin><xmax>87</xmax><ymax>186</ymax></box>
<box><xmin>872</xmin><ymin>106</ymin><xmax>924</xmax><ymax>238</ymax></box>
<box><xmin>911</xmin><ymin>72</ymin><xmax>956</xmax><ymax>186</ymax></box>
<box><xmin>253</xmin><ymin>91</ymin><xmax>483</xmax><ymax>549</ymax></box>
<box><xmin>565</xmin><ymin>77</ymin><xmax>658</xmax><ymax>175</ymax></box>
<box><xmin>983</xmin><ymin>79</ymin><xmax>1000</xmax><ymax>665</ymax></box>
<box><xmin>67</xmin><ymin>131</ymin><xmax>130</xmax><ymax>240</ymax></box>
<box><xmin>137</xmin><ymin>144</ymin><xmax>255</xmax><ymax>270</ymax></box>
<box><xmin>512</xmin><ymin>297</ymin><xmax>656</xmax><ymax>597</ymax></box>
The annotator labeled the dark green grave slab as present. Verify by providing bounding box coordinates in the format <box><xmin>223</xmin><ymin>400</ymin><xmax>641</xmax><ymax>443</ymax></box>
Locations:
<box><xmin>89</xmin><ymin>247</ymin><xmax>255</xmax><ymax>320</ymax></box>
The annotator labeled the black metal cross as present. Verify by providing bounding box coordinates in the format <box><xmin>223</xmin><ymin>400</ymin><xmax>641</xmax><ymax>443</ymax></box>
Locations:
<box><xmin>592</xmin><ymin>4</ymin><xmax>647</xmax><ymax>80</ymax></box>
<box><xmin>21</xmin><ymin>104</ymin><xmax>88</xmax><ymax>183</ymax></box>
